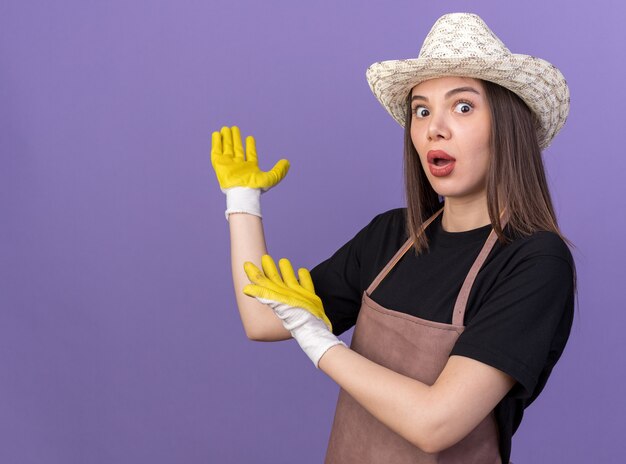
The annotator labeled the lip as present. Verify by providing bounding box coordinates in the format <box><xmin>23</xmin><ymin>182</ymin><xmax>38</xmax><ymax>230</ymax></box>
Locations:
<box><xmin>426</xmin><ymin>150</ymin><xmax>456</xmax><ymax>177</ymax></box>
<box><xmin>427</xmin><ymin>150</ymin><xmax>456</xmax><ymax>163</ymax></box>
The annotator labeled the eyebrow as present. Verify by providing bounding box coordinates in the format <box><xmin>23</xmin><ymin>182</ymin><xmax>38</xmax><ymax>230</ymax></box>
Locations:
<box><xmin>411</xmin><ymin>86</ymin><xmax>481</xmax><ymax>102</ymax></box>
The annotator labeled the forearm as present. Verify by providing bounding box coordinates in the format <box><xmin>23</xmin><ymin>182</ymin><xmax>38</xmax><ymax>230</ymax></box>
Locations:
<box><xmin>318</xmin><ymin>344</ymin><xmax>439</xmax><ymax>453</ymax></box>
<box><xmin>228</xmin><ymin>213</ymin><xmax>291</xmax><ymax>341</ymax></box>
<box><xmin>318</xmin><ymin>345</ymin><xmax>513</xmax><ymax>454</ymax></box>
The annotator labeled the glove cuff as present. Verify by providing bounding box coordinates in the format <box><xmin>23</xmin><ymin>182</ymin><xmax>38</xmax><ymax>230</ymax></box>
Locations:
<box><xmin>224</xmin><ymin>187</ymin><xmax>262</xmax><ymax>220</ymax></box>
<box><xmin>289</xmin><ymin>316</ymin><xmax>347</xmax><ymax>369</ymax></box>
<box><xmin>309</xmin><ymin>339</ymin><xmax>347</xmax><ymax>369</ymax></box>
<box><xmin>256</xmin><ymin>298</ymin><xmax>346</xmax><ymax>369</ymax></box>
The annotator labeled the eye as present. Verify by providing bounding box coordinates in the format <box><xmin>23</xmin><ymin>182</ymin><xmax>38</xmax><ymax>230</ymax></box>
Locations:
<box><xmin>413</xmin><ymin>106</ymin><xmax>430</xmax><ymax>118</ymax></box>
<box><xmin>454</xmin><ymin>101</ymin><xmax>473</xmax><ymax>114</ymax></box>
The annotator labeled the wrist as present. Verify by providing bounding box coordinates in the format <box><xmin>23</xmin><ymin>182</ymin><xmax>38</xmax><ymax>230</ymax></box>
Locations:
<box><xmin>255</xmin><ymin>299</ymin><xmax>346</xmax><ymax>369</ymax></box>
<box><xmin>289</xmin><ymin>314</ymin><xmax>346</xmax><ymax>369</ymax></box>
<box><xmin>224</xmin><ymin>187</ymin><xmax>261</xmax><ymax>220</ymax></box>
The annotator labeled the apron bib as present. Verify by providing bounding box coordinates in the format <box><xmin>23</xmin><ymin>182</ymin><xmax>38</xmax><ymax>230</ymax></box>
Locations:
<box><xmin>325</xmin><ymin>208</ymin><xmax>509</xmax><ymax>464</ymax></box>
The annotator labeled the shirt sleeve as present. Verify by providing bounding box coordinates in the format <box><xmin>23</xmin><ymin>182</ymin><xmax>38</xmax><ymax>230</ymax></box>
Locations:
<box><xmin>309</xmin><ymin>210</ymin><xmax>403</xmax><ymax>336</ymax></box>
<box><xmin>309</xmin><ymin>223</ymin><xmax>368</xmax><ymax>336</ymax></box>
<box><xmin>450</xmin><ymin>237</ymin><xmax>575</xmax><ymax>402</ymax></box>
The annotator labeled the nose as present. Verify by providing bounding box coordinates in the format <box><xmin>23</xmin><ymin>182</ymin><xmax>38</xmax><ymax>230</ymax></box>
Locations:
<box><xmin>427</xmin><ymin>112</ymin><xmax>451</xmax><ymax>141</ymax></box>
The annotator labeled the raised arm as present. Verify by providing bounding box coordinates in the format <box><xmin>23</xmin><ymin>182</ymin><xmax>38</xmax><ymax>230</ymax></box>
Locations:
<box><xmin>228</xmin><ymin>214</ymin><xmax>291</xmax><ymax>340</ymax></box>
<box><xmin>211</xmin><ymin>126</ymin><xmax>292</xmax><ymax>341</ymax></box>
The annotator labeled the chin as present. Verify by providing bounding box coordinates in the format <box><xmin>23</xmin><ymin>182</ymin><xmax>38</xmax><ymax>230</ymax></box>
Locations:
<box><xmin>429</xmin><ymin>184</ymin><xmax>486</xmax><ymax>201</ymax></box>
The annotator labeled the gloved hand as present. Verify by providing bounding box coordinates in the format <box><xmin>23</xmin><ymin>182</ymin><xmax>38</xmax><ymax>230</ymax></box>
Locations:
<box><xmin>211</xmin><ymin>126</ymin><xmax>290</xmax><ymax>220</ymax></box>
<box><xmin>243</xmin><ymin>255</ymin><xmax>346</xmax><ymax>368</ymax></box>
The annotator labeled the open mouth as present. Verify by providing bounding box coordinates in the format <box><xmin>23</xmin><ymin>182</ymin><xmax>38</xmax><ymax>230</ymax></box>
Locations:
<box><xmin>433</xmin><ymin>158</ymin><xmax>453</xmax><ymax>167</ymax></box>
<box><xmin>426</xmin><ymin>150</ymin><xmax>456</xmax><ymax>177</ymax></box>
<box><xmin>427</xmin><ymin>149</ymin><xmax>456</xmax><ymax>166</ymax></box>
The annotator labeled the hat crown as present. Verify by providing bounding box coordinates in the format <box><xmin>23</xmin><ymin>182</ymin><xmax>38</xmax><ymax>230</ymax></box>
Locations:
<box><xmin>419</xmin><ymin>13</ymin><xmax>510</xmax><ymax>59</ymax></box>
<box><xmin>365</xmin><ymin>12</ymin><xmax>570</xmax><ymax>149</ymax></box>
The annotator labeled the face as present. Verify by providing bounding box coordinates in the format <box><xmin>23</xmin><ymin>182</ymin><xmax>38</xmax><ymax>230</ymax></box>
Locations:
<box><xmin>410</xmin><ymin>76</ymin><xmax>492</xmax><ymax>202</ymax></box>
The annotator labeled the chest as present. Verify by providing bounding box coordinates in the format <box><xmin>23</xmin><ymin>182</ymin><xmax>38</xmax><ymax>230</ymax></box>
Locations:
<box><xmin>370</xmin><ymin>240</ymin><xmax>496</xmax><ymax>324</ymax></box>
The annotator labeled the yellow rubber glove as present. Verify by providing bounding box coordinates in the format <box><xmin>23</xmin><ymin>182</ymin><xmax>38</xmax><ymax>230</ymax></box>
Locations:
<box><xmin>243</xmin><ymin>255</ymin><xmax>332</xmax><ymax>331</ymax></box>
<box><xmin>211</xmin><ymin>126</ymin><xmax>290</xmax><ymax>219</ymax></box>
<box><xmin>244</xmin><ymin>255</ymin><xmax>345</xmax><ymax>368</ymax></box>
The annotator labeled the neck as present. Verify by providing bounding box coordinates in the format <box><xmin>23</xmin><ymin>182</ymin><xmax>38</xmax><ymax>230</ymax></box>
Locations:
<box><xmin>441</xmin><ymin>194</ymin><xmax>491</xmax><ymax>232</ymax></box>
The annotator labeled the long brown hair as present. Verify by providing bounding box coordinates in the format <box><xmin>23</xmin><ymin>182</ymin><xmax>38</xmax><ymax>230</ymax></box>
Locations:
<box><xmin>403</xmin><ymin>79</ymin><xmax>576</xmax><ymax>260</ymax></box>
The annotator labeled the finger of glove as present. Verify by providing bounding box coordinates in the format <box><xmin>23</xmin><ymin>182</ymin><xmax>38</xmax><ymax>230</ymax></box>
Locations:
<box><xmin>220</xmin><ymin>126</ymin><xmax>234</xmax><ymax>157</ymax></box>
<box><xmin>210</xmin><ymin>131</ymin><xmax>222</xmax><ymax>160</ymax></box>
<box><xmin>243</xmin><ymin>261</ymin><xmax>308</xmax><ymax>308</ymax></box>
<box><xmin>261</xmin><ymin>254</ymin><xmax>285</xmax><ymax>286</ymax></box>
<box><xmin>243</xmin><ymin>261</ymin><xmax>292</xmax><ymax>295</ymax></box>
<box><xmin>250</xmin><ymin>270</ymin><xmax>331</xmax><ymax>332</ymax></box>
<box><xmin>296</xmin><ymin>268</ymin><xmax>332</xmax><ymax>331</ymax></box>
<box><xmin>242</xmin><ymin>260</ymin><xmax>266</xmax><ymax>284</ymax></box>
<box><xmin>231</xmin><ymin>126</ymin><xmax>245</xmax><ymax>161</ymax></box>
<box><xmin>243</xmin><ymin>284</ymin><xmax>300</xmax><ymax>310</ymax></box>
<box><xmin>298</xmin><ymin>268</ymin><xmax>316</xmax><ymax>294</ymax></box>
<box><xmin>270</xmin><ymin>159</ymin><xmax>290</xmax><ymax>183</ymax></box>
<box><xmin>256</xmin><ymin>159</ymin><xmax>290</xmax><ymax>188</ymax></box>
<box><xmin>279</xmin><ymin>259</ymin><xmax>317</xmax><ymax>301</ymax></box>
<box><xmin>278</xmin><ymin>258</ymin><xmax>301</xmax><ymax>290</ymax></box>
<box><xmin>210</xmin><ymin>132</ymin><xmax>223</xmax><ymax>177</ymax></box>
<box><xmin>245</xmin><ymin>136</ymin><xmax>258</xmax><ymax>165</ymax></box>
<box><xmin>245</xmin><ymin>257</ymin><xmax>322</xmax><ymax>313</ymax></box>
<box><xmin>244</xmin><ymin>259</ymin><xmax>327</xmax><ymax>326</ymax></box>
<box><xmin>298</xmin><ymin>267</ymin><xmax>333</xmax><ymax>332</ymax></box>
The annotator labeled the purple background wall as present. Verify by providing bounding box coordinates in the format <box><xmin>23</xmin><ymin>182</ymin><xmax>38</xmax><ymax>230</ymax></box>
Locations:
<box><xmin>1</xmin><ymin>0</ymin><xmax>624</xmax><ymax>462</ymax></box>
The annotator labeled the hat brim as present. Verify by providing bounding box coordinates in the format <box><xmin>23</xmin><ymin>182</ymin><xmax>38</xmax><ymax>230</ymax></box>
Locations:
<box><xmin>366</xmin><ymin>54</ymin><xmax>569</xmax><ymax>149</ymax></box>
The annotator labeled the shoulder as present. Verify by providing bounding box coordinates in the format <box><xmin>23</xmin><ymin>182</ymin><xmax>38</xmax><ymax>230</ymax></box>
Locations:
<box><xmin>352</xmin><ymin>207</ymin><xmax>408</xmax><ymax>247</ymax></box>
<box><xmin>479</xmin><ymin>229</ymin><xmax>576</xmax><ymax>303</ymax></box>
<box><xmin>501</xmin><ymin>229</ymin><xmax>574</xmax><ymax>271</ymax></box>
<box><xmin>363</xmin><ymin>207</ymin><xmax>407</xmax><ymax>234</ymax></box>
<box><xmin>334</xmin><ymin>208</ymin><xmax>407</xmax><ymax>247</ymax></box>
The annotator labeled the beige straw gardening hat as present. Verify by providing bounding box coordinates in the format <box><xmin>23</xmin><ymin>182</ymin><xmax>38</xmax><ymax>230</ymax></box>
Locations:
<box><xmin>365</xmin><ymin>12</ymin><xmax>569</xmax><ymax>149</ymax></box>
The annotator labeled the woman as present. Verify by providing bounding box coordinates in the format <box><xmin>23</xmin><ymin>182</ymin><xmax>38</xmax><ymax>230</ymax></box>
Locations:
<box><xmin>211</xmin><ymin>13</ymin><xmax>576</xmax><ymax>464</ymax></box>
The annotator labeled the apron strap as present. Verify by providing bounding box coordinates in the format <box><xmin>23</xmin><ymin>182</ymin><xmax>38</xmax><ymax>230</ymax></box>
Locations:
<box><xmin>365</xmin><ymin>207</ymin><xmax>444</xmax><ymax>296</ymax></box>
<box><xmin>365</xmin><ymin>206</ymin><xmax>510</xmax><ymax>327</ymax></box>
<box><xmin>451</xmin><ymin>209</ymin><xmax>510</xmax><ymax>325</ymax></box>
